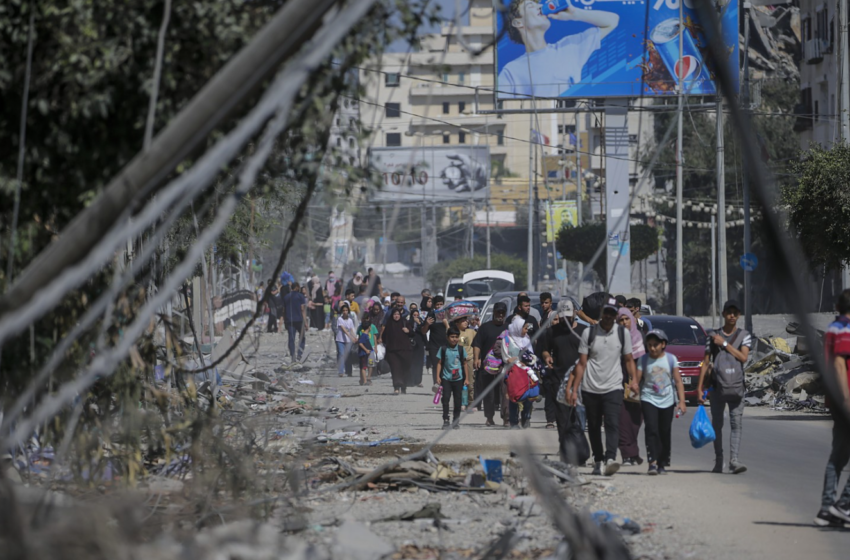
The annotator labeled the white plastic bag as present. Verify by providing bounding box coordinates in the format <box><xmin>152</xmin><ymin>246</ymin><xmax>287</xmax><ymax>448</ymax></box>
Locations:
<box><xmin>375</xmin><ymin>343</ymin><xmax>386</xmax><ymax>362</ymax></box>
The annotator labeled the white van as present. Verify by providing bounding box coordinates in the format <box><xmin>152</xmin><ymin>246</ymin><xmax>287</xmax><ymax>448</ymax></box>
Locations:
<box><xmin>461</xmin><ymin>270</ymin><xmax>515</xmax><ymax>308</ymax></box>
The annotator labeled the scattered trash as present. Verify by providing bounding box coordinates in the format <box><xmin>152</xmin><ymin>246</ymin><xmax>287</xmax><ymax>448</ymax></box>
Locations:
<box><xmin>591</xmin><ymin>510</ymin><xmax>642</xmax><ymax>535</ymax></box>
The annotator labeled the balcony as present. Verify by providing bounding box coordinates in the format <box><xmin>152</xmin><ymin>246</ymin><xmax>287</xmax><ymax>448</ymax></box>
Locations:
<box><xmin>804</xmin><ymin>39</ymin><xmax>827</xmax><ymax>64</ymax></box>
<box><xmin>409</xmin><ymin>83</ymin><xmax>474</xmax><ymax>97</ymax></box>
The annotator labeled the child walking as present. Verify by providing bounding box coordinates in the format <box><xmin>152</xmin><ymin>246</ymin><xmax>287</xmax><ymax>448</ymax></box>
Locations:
<box><xmin>635</xmin><ymin>329</ymin><xmax>687</xmax><ymax>475</ymax></box>
<box><xmin>357</xmin><ymin>320</ymin><xmax>374</xmax><ymax>387</ymax></box>
<box><xmin>436</xmin><ymin>327</ymin><xmax>470</xmax><ymax>429</ymax></box>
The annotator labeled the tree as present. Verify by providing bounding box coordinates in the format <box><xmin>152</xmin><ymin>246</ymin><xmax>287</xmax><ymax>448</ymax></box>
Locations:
<box><xmin>783</xmin><ymin>142</ymin><xmax>850</xmax><ymax>272</ymax></box>
<box><xmin>555</xmin><ymin>221</ymin><xmax>659</xmax><ymax>282</ymax></box>
<box><xmin>426</xmin><ymin>254</ymin><xmax>528</xmax><ymax>293</ymax></box>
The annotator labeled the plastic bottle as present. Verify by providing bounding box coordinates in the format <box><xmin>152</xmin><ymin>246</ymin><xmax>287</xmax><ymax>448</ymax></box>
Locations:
<box><xmin>462</xmin><ymin>386</ymin><xmax>469</xmax><ymax>407</ymax></box>
<box><xmin>433</xmin><ymin>385</ymin><xmax>443</xmax><ymax>405</ymax></box>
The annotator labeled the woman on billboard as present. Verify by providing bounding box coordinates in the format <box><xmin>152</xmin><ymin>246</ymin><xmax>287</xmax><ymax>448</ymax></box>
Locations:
<box><xmin>499</xmin><ymin>0</ymin><xmax>619</xmax><ymax>99</ymax></box>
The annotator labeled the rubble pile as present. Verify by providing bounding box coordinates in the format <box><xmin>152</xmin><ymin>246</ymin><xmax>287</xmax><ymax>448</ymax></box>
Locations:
<box><xmin>743</xmin><ymin>325</ymin><xmax>827</xmax><ymax>413</ymax></box>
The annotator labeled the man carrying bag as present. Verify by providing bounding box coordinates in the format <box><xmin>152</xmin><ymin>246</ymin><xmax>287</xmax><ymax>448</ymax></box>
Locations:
<box><xmin>697</xmin><ymin>300</ymin><xmax>752</xmax><ymax>474</ymax></box>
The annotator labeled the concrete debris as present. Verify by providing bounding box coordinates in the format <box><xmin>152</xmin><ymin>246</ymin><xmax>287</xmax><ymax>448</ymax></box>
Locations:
<box><xmin>332</xmin><ymin>521</ymin><xmax>394</xmax><ymax>560</ymax></box>
<box><xmin>741</xmin><ymin>335</ymin><xmax>827</xmax><ymax>413</ymax></box>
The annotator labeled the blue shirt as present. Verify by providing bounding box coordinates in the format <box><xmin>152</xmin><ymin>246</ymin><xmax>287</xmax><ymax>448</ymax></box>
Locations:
<box><xmin>283</xmin><ymin>291</ymin><xmax>306</xmax><ymax>323</ymax></box>
<box><xmin>357</xmin><ymin>331</ymin><xmax>373</xmax><ymax>357</ymax></box>
<box><xmin>436</xmin><ymin>345</ymin><xmax>464</xmax><ymax>381</ymax></box>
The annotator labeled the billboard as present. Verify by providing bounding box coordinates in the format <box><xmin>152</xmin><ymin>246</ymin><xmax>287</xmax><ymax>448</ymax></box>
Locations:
<box><xmin>545</xmin><ymin>200</ymin><xmax>578</xmax><ymax>242</ymax></box>
<box><xmin>495</xmin><ymin>0</ymin><xmax>739</xmax><ymax>99</ymax></box>
<box><xmin>369</xmin><ymin>146</ymin><xmax>490</xmax><ymax>202</ymax></box>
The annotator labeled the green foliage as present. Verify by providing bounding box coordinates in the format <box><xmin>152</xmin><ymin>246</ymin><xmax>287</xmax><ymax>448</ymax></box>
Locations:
<box><xmin>555</xmin><ymin>221</ymin><xmax>659</xmax><ymax>281</ymax></box>
<box><xmin>426</xmin><ymin>254</ymin><xmax>528</xmax><ymax>292</ymax></box>
<box><xmin>783</xmin><ymin>142</ymin><xmax>850</xmax><ymax>272</ymax></box>
<box><xmin>643</xmin><ymin>78</ymin><xmax>801</xmax><ymax>314</ymax></box>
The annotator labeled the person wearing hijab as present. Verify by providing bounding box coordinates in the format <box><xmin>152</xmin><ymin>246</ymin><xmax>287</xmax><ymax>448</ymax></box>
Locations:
<box><xmin>501</xmin><ymin>316</ymin><xmax>534</xmax><ymax>428</ymax></box>
<box><xmin>617</xmin><ymin>307</ymin><xmax>646</xmax><ymax>466</ymax></box>
<box><xmin>381</xmin><ymin>308</ymin><xmax>413</xmax><ymax>394</ymax></box>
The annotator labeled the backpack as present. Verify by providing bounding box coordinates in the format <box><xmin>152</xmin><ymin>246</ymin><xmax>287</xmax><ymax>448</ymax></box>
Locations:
<box><xmin>483</xmin><ymin>331</ymin><xmax>509</xmax><ymax>375</ymax></box>
<box><xmin>638</xmin><ymin>353</ymin><xmax>679</xmax><ymax>404</ymax></box>
<box><xmin>710</xmin><ymin>329</ymin><xmax>747</xmax><ymax>398</ymax></box>
<box><xmin>586</xmin><ymin>323</ymin><xmax>626</xmax><ymax>354</ymax></box>
<box><xmin>440</xmin><ymin>345</ymin><xmax>466</xmax><ymax>382</ymax></box>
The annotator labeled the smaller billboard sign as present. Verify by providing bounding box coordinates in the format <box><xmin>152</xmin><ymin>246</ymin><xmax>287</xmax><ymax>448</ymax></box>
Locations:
<box><xmin>369</xmin><ymin>146</ymin><xmax>490</xmax><ymax>202</ymax></box>
<box><xmin>545</xmin><ymin>200</ymin><xmax>578</xmax><ymax>242</ymax></box>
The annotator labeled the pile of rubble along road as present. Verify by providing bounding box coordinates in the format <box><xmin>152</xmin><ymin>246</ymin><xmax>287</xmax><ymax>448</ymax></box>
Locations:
<box><xmin>743</xmin><ymin>323</ymin><xmax>827</xmax><ymax>412</ymax></box>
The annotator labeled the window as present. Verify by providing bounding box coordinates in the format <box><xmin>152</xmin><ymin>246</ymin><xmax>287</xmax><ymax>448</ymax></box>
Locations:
<box><xmin>458</xmin><ymin>131</ymin><xmax>466</xmax><ymax>144</ymax></box>
<box><xmin>557</xmin><ymin>124</ymin><xmax>576</xmax><ymax>135</ymax></box>
<box><xmin>496</xmin><ymin>100</ymin><xmax>504</xmax><ymax>110</ymax></box>
<box><xmin>458</xmin><ymin>72</ymin><xmax>465</xmax><ymax>84</ymax></box>
<box><xmin>458</xmin><ymin>101</ymin><xmax>466</xmax><ymax>113</ymax></box>
<box><xmin>556</xmin><ymin>99</ymin><xmax>576</xmax><ymax>109</ymax></box>
<box><xmin>442</xmin><ymin>102</ymin><xmax>450</xmax><ymax>114</ymax></box>
<box><xmin>386</xmin><ymin>132</ymin><xmax>401</xmax><ymax>146</ymax></box>
<box><xmin>336</xmin><ymin>137</ymin><xmax>342</xmax><ymax>147</ymax></box>
<box><xmin>349</xmin><ymin>137</ymin><xmax>355</xmax><ymax>148</ymax></box>
<box><xmin>496</xmin><ymin>130</ymin><xmax>504</xmax><ymax>146</ymax></box>
<box><xmin>349</xmin><ymin>156</ymin><xmax>356</xmax><ymax>166</ymax></box>
<box><xmin>349</xmin><ymin>118</ymin><xmax>356</xmax><ymax>128</ymax></box>
<box><xmin>442</xmin><ymin>72</ymin><xmax>450</xmax><ymax>84</ymax></box>
<box><xmin>629</xmin><ymin>134</ymin><xmax>638</xmax><ymax>145</ymax></box>
<box><xmin>385</xmin><ymin>73</ymin><xmax>401</xmax><ymax>87</ymax></box>
<box><xmin>385</xmin><ymin>102</ymin><xmax>401</xmax><ymax>118</ymax></box>
<box><xmin>335</xmin><ymin>117</ymin><xmax>340</xmax><ymax>126</ymax></box>
<box><xmin>442</xmin><ymin>133</ymin><xmax>450</xmax><ymax>144</ymax></box>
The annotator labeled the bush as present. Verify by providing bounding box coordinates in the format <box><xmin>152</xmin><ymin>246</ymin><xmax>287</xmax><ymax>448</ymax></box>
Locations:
<box><xmin>426</xmin><ymin>254</ymin><xmax>527</xmax><ymax>293</ymax></box>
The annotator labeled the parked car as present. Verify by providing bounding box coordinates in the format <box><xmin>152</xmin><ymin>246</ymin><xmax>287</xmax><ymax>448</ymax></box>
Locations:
<box><xmin>480</xmin><ymin>291</ymin><xmax>559</xmax><ymax>324</ymax></box>
<box><xmin>643</xmin><ymin>315</ymin><xmax>708</xmax><ymax>403</ymax></box>
<box><xmin>461</xmin><ymin>270</ymin><xmax>515</xmax><ymax>308</ymax></box>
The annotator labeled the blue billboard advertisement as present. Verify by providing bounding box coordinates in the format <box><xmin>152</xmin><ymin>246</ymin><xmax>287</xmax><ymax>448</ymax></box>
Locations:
<box><xmin>495</xmin><ymin>0</ymin><xmax>739</xmax><ymax>99</ymax></box>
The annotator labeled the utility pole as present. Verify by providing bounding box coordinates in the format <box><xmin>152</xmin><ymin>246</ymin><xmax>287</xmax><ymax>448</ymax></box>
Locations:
<box><xmin>842</xmin><ymin>0</ymin><xmax>850</xmax><ymax>289</ymax></box>
<box><xmin>711</xmin><ymin>214</ymin><xmax>717</xmax><ymax>327</ymax></box>
<box><xmin>525</xmin><ymin>120</ymin><xmax>534</xmax><ymax>291</ymax></box>
<box><xmin>381</xmin><ymin>206</ymin><xmax>387</xmax><ymax>273</ymax></box>
<box><xmin>742</xmin><ymin>2</ymin><xmax>753</xmax><ymax>333</ymax></box>
<box><xmin>575</xmin><ymin>113</ymin><xmax>583</xmax><ymax>300</ymax></box>
<box><xmin>486</xmin><ymin>195</ymin><xmax>491</xmax><ymax>269</ymax></box>
<box><xmin>716</xmin><ymin>96</ymin><xmax>728</xmax><ymax>310</ymax></box>
<box><xmin>675</xmin><ymin>0</ymin><xmax>685</xmax><ymax>316</ymax></box>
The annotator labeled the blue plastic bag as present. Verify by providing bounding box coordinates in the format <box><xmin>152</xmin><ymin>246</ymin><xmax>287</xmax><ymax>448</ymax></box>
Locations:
<box><xmin>689</xmin><ymin>405</ymin><xmax>716</xmax><ymax>449</ymax></box>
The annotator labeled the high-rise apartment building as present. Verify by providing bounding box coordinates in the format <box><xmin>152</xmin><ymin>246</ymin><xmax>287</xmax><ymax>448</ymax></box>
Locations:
<box><xmin>795</xmin><ymin>0</ymin><xmax>839</xmax><ymax>147</ymax></box>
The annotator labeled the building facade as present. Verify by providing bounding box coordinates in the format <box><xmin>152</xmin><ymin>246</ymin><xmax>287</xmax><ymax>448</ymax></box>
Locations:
<box><xmin>796</xmin><ymin>0</ymin><xmax>840</xmax><ymax>147</ymax></box>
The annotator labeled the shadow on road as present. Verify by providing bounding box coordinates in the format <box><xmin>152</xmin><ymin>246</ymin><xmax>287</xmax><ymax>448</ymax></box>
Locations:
<box><xmin>753</xmin><ymin>521</ymin><xmax>850</xmax><ymax>532</ymax></box>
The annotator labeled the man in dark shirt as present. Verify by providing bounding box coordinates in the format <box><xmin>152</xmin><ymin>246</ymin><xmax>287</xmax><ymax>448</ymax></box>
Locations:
<box><xmin>472</xmin><ymin>302</ymin><xmax>509</xmax><ymax>425</ymax></box>
<box><xmin>366</xmin><ymin>267</ymin><xmax>383</xmax><ymax>298</ymax></box>
<box><xmin>541</xmin><ymin>299</ymin><xmax>587</xmax><ymax>463</ymax></box>
<box><xmin>282</xmin><ymin>282</ymin><xmax>307</xmax><ymax>360</ymax></box>
<box><xmin>422</xmin><ymin>295</ymin><xmax>448</xmax><ymax>385</ymax></box>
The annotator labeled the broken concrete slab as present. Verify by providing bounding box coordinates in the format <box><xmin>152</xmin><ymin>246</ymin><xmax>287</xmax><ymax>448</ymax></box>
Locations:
<box><xmin>332</xmin><ymin>520</ymin><xmax>394</xmax><ymax>560</ymax></box>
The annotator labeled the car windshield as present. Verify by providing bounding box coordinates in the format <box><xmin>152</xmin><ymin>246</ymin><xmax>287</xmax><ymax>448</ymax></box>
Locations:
<box><xmin>463</xmin><ymin>278</ymin><xmax>514</xmax><ymax>297</ymax></box>
<box><xmin>649</xmin><ymin>318</ymin><xmax>707</xmax><ymax>346</ymax></box>
<box><xmin>446</xmin><ymin>282</ymin><xmax>464</xmax><ymax>299</ymax></box>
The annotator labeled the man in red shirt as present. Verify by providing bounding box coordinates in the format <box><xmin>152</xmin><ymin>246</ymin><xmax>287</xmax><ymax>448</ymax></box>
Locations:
<box><xmin>816</xmin><ymin>290</ymin><xmax>850</xmax><ymax>527</ymax></box>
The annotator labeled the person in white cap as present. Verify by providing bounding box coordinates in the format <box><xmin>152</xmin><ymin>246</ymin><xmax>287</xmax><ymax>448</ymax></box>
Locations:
<box><xmin>567</xmin><ymin>297</ymin><xmax>637</xmax><ymax>477</ymax></box>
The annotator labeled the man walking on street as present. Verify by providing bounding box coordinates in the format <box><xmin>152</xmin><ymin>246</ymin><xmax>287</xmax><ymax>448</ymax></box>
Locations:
<box><xmin>282</xmin><ymin>282</ymin><xmax>307</xmax><ymax>361</ymax></box>
<box><xmin>541</xmin><ymin>300</ymin><xmax>587</xmax><ymax>463</ymax></box>
<box><xmin>567</xmin><ymin>298</ymin><xmax>636</xmax><ymax>476</ymax></box>
<box><xmin>815</xmin><ymin>290</ymin><xmax>850</xmax><ymax>527</ymax></box>
<box><xmin>510</xmin><ymin>293</ymin><xmax>540</xmax><ymax>336</ymax></box>
<box><xmin>537</xmin><ymin>292</ymin><xmax>558</xmax><ymax>430</ymax></box>
<box><xmin>697</xmin><ymin>300</ymin><xmax>751</xmax><ymax>474</ymax></box>
<box><xmin>473</xmin><ymin>302</ymin><xmax>509</xmax><ymax>425</ymax></box>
